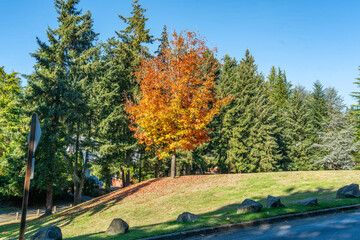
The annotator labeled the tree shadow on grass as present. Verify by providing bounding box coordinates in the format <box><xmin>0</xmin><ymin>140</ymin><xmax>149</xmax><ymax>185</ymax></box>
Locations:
<box><xmin>3</xmin><ymin>182</ymin><xmax>360</xmax><ymax>240</ymax></box>
<box><xmin>59</xmin><ymin>187</ymin><xmax>360</xmax><ymax>240</ymax></box>
<box><xmin>0</xmin><ymin>178</ymin><xmax>165</xmax><ymax>240</ymax></box>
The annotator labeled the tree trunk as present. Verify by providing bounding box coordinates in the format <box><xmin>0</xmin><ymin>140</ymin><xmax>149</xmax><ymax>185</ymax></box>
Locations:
<box><xmin>121</xmin><ymin>167</ymin><xmax>125</xmax><ymax>188</ymax></box>
<box><xmin>126</xmin><ymin>170</ymin><xmax>130</xmax><ymax>186</ymax></box>
<box><xmin>186</xmin><ymin>163</ymin><xmax>191</xmax><ymax>175</ymax></box>
<box><xmin>154</xmin><ymin>160</ymin><xmax>159</xmax><ymax>179</ymax></box>
<box><xmin>171</xmin><ymin>153</ymin><xmax>176</xmax><ymax>178</ymax></box>
<box><xmin>125</xmin><ymin>151</ymin><xmax>131</xmax><ymax>187</ymax></box>
<box><xmin>44</xmin><ymin>183</ymin><xmax>53</xmax><ymax>216</ymax></box>
<box><xmin>228</xmin><ymin>163</ymin><xmax>231</xmax><ymax>174</ymax></box>
<box><xmin>106</xmin><ymin>176</ymin><xmax>111</xmax><ymax>191</ymax></box>
<box><xmin>77</xmin><ymin>151</ymin><xmax>89</xmax><ymax>204</ymax></box>
<box><xmin>74</xmin><ymin>130</ymin><xmax>80</xmax><ymax>205</ymax></box>
<box><xmin>138</xmin><ymin>158</ymin><xmax>142</xmax><ymax>183</ymax></box>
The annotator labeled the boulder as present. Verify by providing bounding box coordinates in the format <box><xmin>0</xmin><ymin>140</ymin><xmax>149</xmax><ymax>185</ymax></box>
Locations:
<box><xmin>105</xmin><ymin>218</ymin><xmax>129</xmax><ymax>235</ymax></box>
<box><xmin>237</xmin><ymin>199</ymin><xmax>263</xmax><ymax>213</ymax></box>
<box><xmin>298</xmin><ymin>197</ymin><xmax>318</xmax><ymax>206</ymax></box>
<box><xmin>266</xmin><ymin>195</ymin><xmax>285</xmax><ymax>208</ymax></box>
<box><xmin>31</xmin><ymin>226</ymin><xmax>62</xmax><ymax>240</ymax></box>
<box><xmin>176</xmin><ymin>212</ymin><xmax>201</xmax><ymax>223</ymax></box>
<box><xmin>336</xmin><ymin>184</ymin><xmax>360</xmax><ymax>198</ymax></box>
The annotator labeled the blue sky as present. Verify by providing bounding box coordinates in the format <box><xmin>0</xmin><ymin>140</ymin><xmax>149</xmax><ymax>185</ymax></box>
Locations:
<box><xmin>1</xmin><ymin>0</ymin><xmax>359</xmax><ymax>106</ymax></box>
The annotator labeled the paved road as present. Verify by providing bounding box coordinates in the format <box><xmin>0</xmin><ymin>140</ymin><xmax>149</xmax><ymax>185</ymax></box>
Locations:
<box><xmin>187</xmin><ymin>210</ymin><xmax>360</xmax><ymax>240</ymax></box>
<box><xmin>0</xmin><ymin>205</ymin><xmax>71</xmax><ymax>223</ymax></box>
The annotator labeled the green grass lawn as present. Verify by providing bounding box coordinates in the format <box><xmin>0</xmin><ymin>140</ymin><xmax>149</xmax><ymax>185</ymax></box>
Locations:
<box><xmin>1</xmin><ymin>171</ymin><xmax>360</xmax><ymax>239</ymax></box>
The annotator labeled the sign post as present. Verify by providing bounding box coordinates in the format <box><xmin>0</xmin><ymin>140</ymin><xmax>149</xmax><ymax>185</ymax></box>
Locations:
<box><xmin>19</xmin><ymin>113</ymin><xmax>41</xmax><ymax>240</ymax></box>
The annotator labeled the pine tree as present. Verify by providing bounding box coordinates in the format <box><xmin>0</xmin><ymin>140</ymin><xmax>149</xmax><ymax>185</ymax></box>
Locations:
<box><xmin>351</xmin><ymin>68</ymin><xmax>360</xmax><ymax>164</ymax></box>
<box><xmin>216</xmin><ymin>50</ymin><xmax>280</xmax><ymax>173</ymax></box>
<box><xmin>325</xmin><ymin>87</ymin><xmax>345</xmax><ymax>115</ymax></box>
<box><xmin>26</xmin><ymin>0</ymin><xmax>98</xmax><ymax>211</ymax></box>
<box><xmin>351</xmin><ymin>68</ymin><xmax>360</xmax><ymax>126</ymax></box>
<box><xmin>314</xmin><ymin>113</ymin><xmax>358</xmax><ymax>170</ymax></box>
<box><xmin>308</xmin><ymin>80</ymin><xmax>327</xmax><ymax>136</ymax></box>
<box><xmin>283</xmin><ymin>86</ymin><xmax>314</xmax><ymax>170</ymax></box>
<box><xmin>57</xmin><ymin>0</ymin><xmax>99</xmax><ymax>206</ymax></box>
<box><xmin>266</xmin><ymin>66</ymin><xmax>292</xmax><ymax>170</ymax></box>
<box><xmin>205</xmin><ymin>54</ymin><xmax>238</xmax><ymax>173</ymax></box>
<box><xmin>97</xmin><ymin>0</ymin><xmax>154</xmax><ymax>187</ymax></box>
<box><xmin>155</xmin><ymin>25</ymin><xmax>169</xmax><ymax>59</ymax></box>
<box><xmin>267</xmin><ymin>66</ymin><xmax>291</xmax><ymax>109</ymax></box>
<box><xmin>117</xmin><ymin>0</ymin><xmax>154</xmax><ymax>58</ymax></box>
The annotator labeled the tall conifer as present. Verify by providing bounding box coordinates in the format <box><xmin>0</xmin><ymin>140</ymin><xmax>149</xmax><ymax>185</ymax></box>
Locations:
<box><xmin>26</xmin><ymin>0</ymin><xmax>98</xmax><ymax>209</ymax></box>
<box><xmin>216</xmin><ymin>50</ymin><xmax>280</xmax><ymax>172</ymax></box>
<box><xmin>97</xmin><ymin>0</ymin><xmax>154</xmax><ymax>187</ymax></box>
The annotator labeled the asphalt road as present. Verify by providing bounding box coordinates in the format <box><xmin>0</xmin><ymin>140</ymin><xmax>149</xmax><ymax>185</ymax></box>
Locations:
<box><xmin>0</xmin><ymin>204</ymin><xmax>71</xmax><ymax>223</ymax></box>
<box><xmin>187</xmin><ymin>210</ymin><xmax>360</xmax><ymax>240</ymax></box>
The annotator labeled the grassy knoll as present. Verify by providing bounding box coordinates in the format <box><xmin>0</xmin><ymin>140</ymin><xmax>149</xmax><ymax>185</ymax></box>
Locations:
<box><xmin>1</xmin><ymin>171</ymin><xmax>360</xmax><ymax>239</ymax></box>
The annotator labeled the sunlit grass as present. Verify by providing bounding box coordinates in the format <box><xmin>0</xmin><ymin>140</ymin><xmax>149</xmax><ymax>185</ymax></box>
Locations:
<box><xmin>1</xmin><ymin>171</ymin><xmax>360</xmax><ymax>239</ymax></box>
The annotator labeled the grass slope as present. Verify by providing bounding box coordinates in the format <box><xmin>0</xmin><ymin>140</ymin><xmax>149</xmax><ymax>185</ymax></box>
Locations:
<box><xmin>2</xmin><ymin>171</ymin><xmax>360</xmax><ymax>239</ymax></box>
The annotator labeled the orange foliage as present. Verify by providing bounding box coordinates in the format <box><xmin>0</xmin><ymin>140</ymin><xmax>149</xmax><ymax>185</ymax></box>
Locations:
<box><xmin>126</xmin><ymin>31</ymin><xmax>230</xmax><ymax>158</ymax></box>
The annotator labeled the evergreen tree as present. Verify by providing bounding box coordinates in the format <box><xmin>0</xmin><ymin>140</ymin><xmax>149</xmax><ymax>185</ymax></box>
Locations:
<box><xmin>206</xmin><ymin>54</ymin><xmax>238</xmax><ymax>172</ymax></box>
<box><xmin>351</xmin><ymin>68</ymin><xmax>360</xmax><ymax>124</ymax></box>
<box><xmin>351</xmin><ymin>68</ymin><xmax>360</xmax><ymax>164</ymax></box>
<box><xmin>57</xmin><ymin>0</ymin><xmax>99</xmax><ymax>205</ymax></box>
<box><xmin>117</xmin><ymin>0</ymin><xmax>154</xmax><ymax>58</ymax></box>
<box><xmin>155</xmin><ymin>25</ymin><xmax>169</xmax><ymax>59</ymax></box>
<box><xmin>325</xmin><ymin>87</ymin><xmax>345</xmax><ymax>115</ymax></box>
<box><xmin>267</xmin><ymin>66</ymin><xmax>292</xmax><ymax>170</ymax></box>
<box><xmin>308</xmin><ymin>80</ymin><xmax>327</xmax><ymax>136</ymax></box>
<box><xmin>285</xmin><ymin>84</ymin><xmax>345</xmax><ymax>170</ymax></box>
<box><xmin>314</xmin><ymin>113</ymin><xmax>358</xmax><ymax>170</ymax></box>
<box><xmin>96</xmin><ymin>0</ymin><xmax>154</xmax><ymax>187</ymax></box>
<box><xmin>267</xmin><ymin>66</ymin><xmax>291</xmax><ymax>109</ymax></box>
<box><xmin>26</xmin><ymin>0</ymin><xmax>98</xmax><ymax>210</ymax></box>
<box><xmin>216</xmin><ymin>50</ymin><xmax>280</xmax><ymax>173</ymax></box>
<box><xmin>283</xmin><ymin>86</ymin><xmax>314</xmax><ymax>170</ymax></box>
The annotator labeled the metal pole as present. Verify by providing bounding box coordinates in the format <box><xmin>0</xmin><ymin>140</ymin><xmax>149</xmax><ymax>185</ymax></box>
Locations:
<box><xmin>19</xmin><ymin>114</ymin><xmax>36</xmax><ymax>240</ymax></box>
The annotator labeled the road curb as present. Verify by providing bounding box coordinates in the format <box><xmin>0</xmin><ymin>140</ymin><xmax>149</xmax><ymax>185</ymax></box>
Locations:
<box><xmin>140</xmin><ymin>203</ymin><xmax>360</xmax><ymax>240</ymax></box>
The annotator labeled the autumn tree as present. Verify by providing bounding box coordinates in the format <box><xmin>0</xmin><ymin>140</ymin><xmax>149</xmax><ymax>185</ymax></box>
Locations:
<box><xmin>126</xmin><ymin>31</ymin><xmax>229</xmax><ymax>178</ymax></box>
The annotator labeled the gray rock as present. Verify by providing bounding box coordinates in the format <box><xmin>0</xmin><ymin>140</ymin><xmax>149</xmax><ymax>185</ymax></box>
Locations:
<box><xmin>298</xmin><ymin>197</ymin><xmax>318</xmax><ymax>206</ymax></box>
<box><xmin>237</xmin><ymin>199</ymin><xmax>263</xmax><ymax>213</ymax></box>
<box><xmin>176</xmin><ymin>212</ymin><xmax>201</xmax><ymax>223</ymax></box>
<box><xmin>336</xmin><ymin>184</ymin><xmax>360</xmax><ymax>198</ymax></box>
<box><xmin>31</xmin><ymin>226</ymin><xmax>62</xmax><ymax>240</ymax></box>
<box><xmin>105</xmin><ymin>218</ymin><xmax>129</xmax><ymax>235</ymax></box>
<box><xmin>266</xmin><ymin>195</ymin><xmax>285</xmax><ymax>208</ymax></box>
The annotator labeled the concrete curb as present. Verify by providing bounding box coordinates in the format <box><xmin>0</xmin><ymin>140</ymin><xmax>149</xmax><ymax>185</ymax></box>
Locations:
<box><xmin>140</xmin><ymin>203</ymin><xmax>360</xmax><ymax>240</ymax></box>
